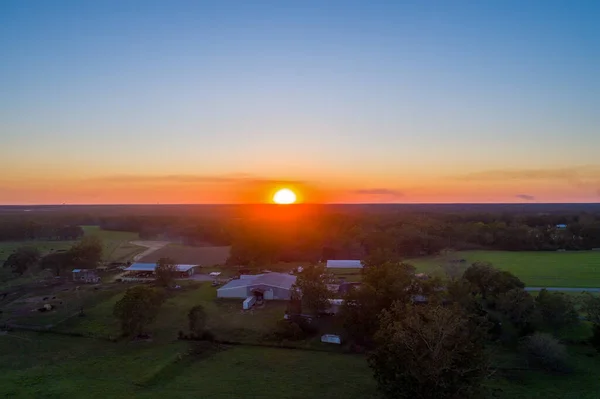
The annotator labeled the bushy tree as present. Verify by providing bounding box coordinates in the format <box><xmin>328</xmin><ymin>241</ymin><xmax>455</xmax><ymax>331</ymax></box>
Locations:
<box><xmin>339</xmin><ymin>284</ymin><xmax>380</xmax><ymax>345</ymax></box>
<box><xmin>369</xmin><ymin>303</ymin><xmax>489</xmax><ymax>399</ymax></box>
<box><xmin>535</xmin><ymin>289</ymin><xmax>578</xmax><ymax>332</ymax></box>
<box><xmin>3</xmin><ymin>246</ymin><xmax>40</xmax><ymax>276</ymax></box>
<box><xmin>292</xmin><ymin>264</ymin><xmax>330</xmax><ymax>315</ymax></box>
<box><xmin>155</xmin><ymin>257</ymin><xmax>177</xmax><ymax>287</ymax></box>
<box><xmin>580</xmin><ymin>293</ymin><xmax>600</xmax><ymax>325</ymax></box>
<box><xmin>521</xmin><ymin>332</ymin><xmax>570</xmax><ymax>373</ymax></box>
<box><xmin>463</xmin><ymin>262</ymin><xmax>524</xmax><ymax>300</ymax></box>
<box><xmin>496</xmin><ymin>288</ymin><xmax>538</xmax><ymax>334</ymax></box>
<box><xmin>339</xmin><ymin>262</ymin><xmax>415</xmax><ymax>344</ymax></box>
<box><xmin>113</xmin><ymin>286</ymin><xmax>165</xmax><ymax>337</ymax></box>
<box><xmin>188</xmin><ymin>305</ymin><xmax>207</xmax><ymax>336</ymax></box>
<box><xmin>40</xmin><ymin>251</ymin><xmax>74</xmax><ymax>276</ymax></box>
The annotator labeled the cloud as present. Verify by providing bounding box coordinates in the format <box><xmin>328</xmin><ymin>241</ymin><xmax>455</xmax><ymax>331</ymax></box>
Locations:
<box><xmin>454</xmin><ymin>166</ymin><xmax>600</xmax><ymax>187</ymax></box>
<box><xmin>90</xmin><ymin>174</ymin><xmax>307</xmax><ymax>186</ymax></box>
<box><xmin>516</xmin><ymin>194</ymin><xmax>536</xmax><ymax>201</ymax></box>
<box><xmin>353</xmin><ymin>188</ymin><xmax>404</xmax><ymax>197</ymax></box>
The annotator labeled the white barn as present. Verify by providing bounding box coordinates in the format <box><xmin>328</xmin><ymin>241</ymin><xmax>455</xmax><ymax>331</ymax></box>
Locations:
<box><xmin>326</xmin><ymin>260</ymin><xmax>363</xmax><ymax>269</ymax></box>
<box><xmin>217</xmin><ymin>272</ymin><xmax>297</xmax><ymax>300</ymax></box>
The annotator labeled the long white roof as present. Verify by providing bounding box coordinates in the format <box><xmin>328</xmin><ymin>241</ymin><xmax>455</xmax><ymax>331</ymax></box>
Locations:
<box><xmin>124</xmin><ymin>263</ymin><xmax>197</xmax><ymax>272</ymax></box>
<box><xmin>217</xmin><ymin>272</ymin><xmax>297</xmax><ymax>291</ymax></box>
<box><xmin>326</xmin><ymin>260</ymin><xmax>363</xmax><ymax>268</ymax></box>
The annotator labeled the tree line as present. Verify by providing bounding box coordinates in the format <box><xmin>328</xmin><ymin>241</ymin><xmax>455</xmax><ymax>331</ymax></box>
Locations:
<box><xmin>4</xmin><ymin>207</ymin><xmax>600</xmax><ymax>266</ymax></box>
<box><xmin>0</xmin><ymin>220</ymin><xmax>83</xmax><ymax>242</ymax></box>
<box><xmin>1</xmin><ymin>236</ymin><xmax>103</xmax><ymax>280</ymax></box>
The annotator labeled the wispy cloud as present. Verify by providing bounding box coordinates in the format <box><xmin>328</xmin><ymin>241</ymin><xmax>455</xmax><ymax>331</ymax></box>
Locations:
<box><xmin>353</xmin><ymin>188</ymin><xmax>404</xmax><ymax>197</ymax></box>
<box><xmin>516</xmin><ymin>194</ymin><xmax>535</xmax><ymax>201</ymax></box>
<box><xmin>89</xmin><ymin>174</ymin><xmax>307</xmax><ymax>185</ymax></box>
<box><xmin>454</xmin><ymin>166</ymin><xmax>600</xmax><ymax>187</ymax></box>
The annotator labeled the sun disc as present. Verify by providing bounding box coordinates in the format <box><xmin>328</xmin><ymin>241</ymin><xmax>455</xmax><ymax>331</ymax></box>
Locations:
<box><xmin>273</xmin><ymin>188</ymin><xmax>297</xmax><ymax>204</ymax></box>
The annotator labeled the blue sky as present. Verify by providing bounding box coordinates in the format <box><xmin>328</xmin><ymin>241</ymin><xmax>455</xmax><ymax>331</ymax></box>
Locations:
<box><xmin>1</xmin><ymin>1</ymin><xmax>599</xmax><ymax>204</ymax></box>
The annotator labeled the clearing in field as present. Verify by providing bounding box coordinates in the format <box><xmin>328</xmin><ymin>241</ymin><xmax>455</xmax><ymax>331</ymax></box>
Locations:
<box><xmin>409</xmin><ymin>250</ymin><xmax>600</xmax><ymax>288</ymax></box>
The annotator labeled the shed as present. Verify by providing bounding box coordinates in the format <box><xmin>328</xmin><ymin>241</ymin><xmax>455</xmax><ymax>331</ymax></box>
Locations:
<box><xmin>321</xmin><ymin>334</ymin><xmax>342</xmax><ymax>344</ymax></box>
<box><xmin>326</xmin><ymin>260</ymin><xmax>363</xmax><ymax>269</ymax></box>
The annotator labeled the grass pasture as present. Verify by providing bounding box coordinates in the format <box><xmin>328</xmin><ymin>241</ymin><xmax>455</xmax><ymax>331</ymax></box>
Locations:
<box><xmin>140</xmin><ymin>244</ymin><xmax>230</xmax><ymax>266</ymax></box>
<box><xmin>56</xmin><ymin>282</ymin><xmax>288</xmax><ymax>343</ymax></box>
<box><xmin>409</xmin><ymin>250</ymin><xmax>600</xmax><ymax>288</ymax></box>
<box><xmin>0</xmin><ymin>332</ymin><xmax>376</xmax><ymax>399</ymax></box>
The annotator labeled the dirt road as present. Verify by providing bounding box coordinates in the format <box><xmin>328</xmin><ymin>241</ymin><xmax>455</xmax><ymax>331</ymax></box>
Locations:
<box><xmin>129</xmin><ymin>241</ymin><xmax>170</xmax><ymax>262</ymax></box>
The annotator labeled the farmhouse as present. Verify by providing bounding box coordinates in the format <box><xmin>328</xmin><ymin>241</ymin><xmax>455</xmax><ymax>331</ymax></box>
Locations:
<box><xmin>123</xmin><ymin>262</ymin><xmax>198</xmax><ymax>277</ymax></box>
<box><xmin>326</xmin><ymin>260</ymin><xmax>363</xmax><ymax>269</ymax></box>
<box><xmin>217</xmin><ymin>272</ymin><xmax>297</xmax><ymax>300</ymax></box>
<box><xmin>72</xmin><ymin>269</ymin><xmax>99</xmax><ymax>283</ymax></box>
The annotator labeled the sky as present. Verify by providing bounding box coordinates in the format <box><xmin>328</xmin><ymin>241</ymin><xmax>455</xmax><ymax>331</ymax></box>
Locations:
<box><xmin>1</xmin><ymin>0</ymin><xmax>599</xmax><ymax>204</ymax></box>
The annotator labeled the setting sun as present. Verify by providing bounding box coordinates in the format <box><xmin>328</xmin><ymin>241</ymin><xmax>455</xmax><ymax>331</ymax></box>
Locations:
<box><xmin>273</xmin><ymin>188</ymin><xmax>297</xmax><ymax>204</ymax></box>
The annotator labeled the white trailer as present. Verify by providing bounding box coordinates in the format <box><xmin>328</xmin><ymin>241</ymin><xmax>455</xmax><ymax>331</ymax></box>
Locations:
<box><xmin>243</xmin><ymin>296</ymin><xmax>256</xmax><ymax>310</ymax></box>
<box><xmin>321</xmin><ymin>334</ymin><xmax>342</xmax><ymax>344</ymax></box>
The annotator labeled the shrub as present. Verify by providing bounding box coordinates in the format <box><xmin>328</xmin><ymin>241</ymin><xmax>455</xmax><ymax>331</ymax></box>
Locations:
<box><xmin>521</xmin><ymin>332</ymin><xmax>570</xmax><ymax>373</ymax></box>
<box><xmin>590</xmin><ymin>324</ymin><xmax>600</xmax><ymax>352</ymax></box>
<box><xmin>272</xmin><ymin>320</ymin><xmax>305</xmax><ymax>341</ymax></box>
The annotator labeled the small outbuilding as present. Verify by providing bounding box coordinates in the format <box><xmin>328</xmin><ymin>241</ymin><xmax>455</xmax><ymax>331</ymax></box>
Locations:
<box><xmin>326</xmin><ymin>260</ymin><xmax>363</xmax><ymax>269</ymax></box>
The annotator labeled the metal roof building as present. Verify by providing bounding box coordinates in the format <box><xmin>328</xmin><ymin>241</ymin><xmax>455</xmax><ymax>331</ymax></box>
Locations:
<box><xmin>124</xmin><ymin>262</ymin><xmax>198</xmax><ymax>276</ymax></box>
<box><xmin>217</xmin><ymin>272</ymin><xmax>297</xmax><ymax>300</ymax></box>
<box><xmin>326</xmin><ymin>260</ymin><xmax>363</xmax><ymax>269</ymax></box>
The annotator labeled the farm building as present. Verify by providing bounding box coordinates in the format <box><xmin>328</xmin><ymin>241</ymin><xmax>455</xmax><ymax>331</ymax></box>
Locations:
<box><xmin>326</xmin><ymin>260</ymin><xmax>363</xmax><ymax>269</ymax></box>
<box><xmin>72</xmin><ymin>269</ymin><xmax>99</xmax><ymax>283</ymax></box>
<box><xmin>123</xmin><ymin>262</ymin><xmax>198</xmax><ymax>277</ymax></box>
<box><xmin>217</xmin><ymin>272</ymin><xmax>297</xmax><ymax>300</ymax></box>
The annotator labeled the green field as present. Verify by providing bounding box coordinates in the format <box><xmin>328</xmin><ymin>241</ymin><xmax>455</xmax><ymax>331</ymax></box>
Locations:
<box><xmin>56</xmin><ymin>282</ymin><xmax>290</xmax><ymax>343</ymax></box>
<box><xmin>0</xmin><ymin>333</ymin><xmax>376</xmax><ymax>399</ymax></box>
<box><xmin>139</xmin><ymin>243</ymin><xmax>230</xmax><ymax>266</ymax></box>
<box><xmin>0</xmin><ymin>226</ymin><xmax>143</xmax><ymax>265</ymax></box>
<box><xmin>409</xmin><ymin>250</ymin><xmax>600</xmax><ymax>288</ymax></box>
<box><xmin>81</xmin><ymin>226</ymin><xmax>144</xmax><ymax>263</ymax></box>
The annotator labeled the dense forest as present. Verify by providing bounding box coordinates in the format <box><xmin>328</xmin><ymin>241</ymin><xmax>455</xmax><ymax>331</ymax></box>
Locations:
<box><xmin>2</xmin><ymin>204</ymin><xmax>600</xmax><ymax>266</ymax></box>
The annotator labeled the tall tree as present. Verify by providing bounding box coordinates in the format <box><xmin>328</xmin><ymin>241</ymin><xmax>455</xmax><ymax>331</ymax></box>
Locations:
<box><xmin>369</xmin><ymin>303</ymin><xmax>489</xmax><ymax>399</ymax></box>
<box><xmin>292</xmin><ymin>264</ymin><xmax>330</xmax><ymax>315</ymax></box>
<box><xmin>113</xmin><ymin>285</ymin><xmax>165</xmax><ymax>337</ymax></box>
<box><xmin>69</xmin><ymin>235</ymin><xmax>103</xmax><ymax>269</ymax></box>
<box><xmin>3</xmin><ymin>246</ymin><xmax>41</xmax><ymax>276</ymax></box>
<box><xmin>155</xmin><ymin>257</ymin><xmax>178</xmax><ymax>287</ymax></box>
<box><xmin>40</xmin><ymin>251</ymin><xmax>74</xmax><ymax>276</ymax></box>
<box><xmin>188</xmin><ymin>305</ymin><xmax>208</xmax><ymax>336</ymax></box>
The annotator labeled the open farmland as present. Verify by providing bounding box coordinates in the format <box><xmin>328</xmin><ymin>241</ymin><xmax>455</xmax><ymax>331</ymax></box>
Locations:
<box><xmin>409</xmin><ymin>250</ymin><xmax>600</xmax><ymax>288</ymax></box>
<box><xmin>140</xmin><ymin>244</ymin><xmax>230</xmax><ymax>266</ymax></box>
<box><xmin>81</xmin><ymin>226</ymin><xmax>145</xmax><ymax>262</ymax></box>
<box><xmin>0</xmin><ymin>226</ymin><xmax>144</xmax><ymax>264</ymax></box>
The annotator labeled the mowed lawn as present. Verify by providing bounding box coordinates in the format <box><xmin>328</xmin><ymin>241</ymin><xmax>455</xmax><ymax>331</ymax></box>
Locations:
<box><xmin>409</xmin><ymin>250</ymin><xmax>600</xmax><ymax>288</ymax></box>
<box><xmin>0</xmin><ymin>332</ymin><xmax>376</xmax><ymax>399</ymax></box>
